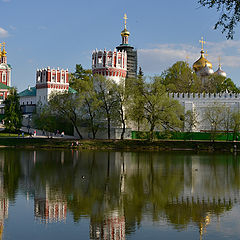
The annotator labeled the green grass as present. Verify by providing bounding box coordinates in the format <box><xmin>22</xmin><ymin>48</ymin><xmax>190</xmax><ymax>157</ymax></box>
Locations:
<box><xmin>0</xmin><ymin>137</ymin><xmax>237</xmax><ymax>152</ymax></box>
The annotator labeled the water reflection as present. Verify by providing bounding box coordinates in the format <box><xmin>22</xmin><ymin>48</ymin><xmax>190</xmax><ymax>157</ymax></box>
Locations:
<box><xmin>1</xmin><ymin>150</ymin><xmax>240</xmax><ymax>239</ymax></box>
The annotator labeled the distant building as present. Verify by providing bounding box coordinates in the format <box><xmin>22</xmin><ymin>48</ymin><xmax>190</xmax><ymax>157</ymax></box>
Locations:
<box><xmin>19</xmin><ymin>67</ymin><xmax>76</xmax><ymax>114</ymax></box>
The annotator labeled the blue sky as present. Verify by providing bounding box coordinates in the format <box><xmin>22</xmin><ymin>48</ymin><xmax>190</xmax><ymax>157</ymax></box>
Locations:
<box><xmin>1</xmin><ymin>0</ymin><xmax>240</xmax><ymax>91</ymax></box>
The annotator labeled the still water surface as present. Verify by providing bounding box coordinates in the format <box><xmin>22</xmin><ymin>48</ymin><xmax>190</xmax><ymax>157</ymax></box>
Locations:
<box><xmin>1</xmin><ymin>149</ymin><xmax>240</xmax><ymax>239</ymax></box>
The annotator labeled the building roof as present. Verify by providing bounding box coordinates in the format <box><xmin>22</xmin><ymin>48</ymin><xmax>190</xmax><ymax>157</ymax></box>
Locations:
<box><xmin>19</xmin><ymin>87</ymin><xmax>36</xmax><ymax>97</ymax></box>
<box><xmin>19</xmin><ymin>86</ymin><xmax>77</xmax><ymax>97</ymax></box>
<box><xmin>0</xmin><ymin>82</ymin><xmax>10</xmax><ymax>90</ymax></box>
<box><xmin>69</xmin><ymin>86</ymin><xmax>77</xmax><ymax>93</ymax></box>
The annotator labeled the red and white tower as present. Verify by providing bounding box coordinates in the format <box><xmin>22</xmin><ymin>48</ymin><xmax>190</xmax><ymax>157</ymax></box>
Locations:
<box><xmin>92</xmin><ymin>49</ymin><xmax>127</xmax><ymax>84</ymax></box>
<box><xmin>36</xmin><ymin>67</ymin><xmax>69</xmax><ymax>105</ymax></box>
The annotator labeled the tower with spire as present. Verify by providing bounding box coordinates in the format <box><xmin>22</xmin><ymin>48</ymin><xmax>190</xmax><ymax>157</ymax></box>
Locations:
<box><xmin>116</xmin><ymin>14</ymin><xmax>137</xmax><ymax>79</ymax></box>
<box><xmin>0</xmin><ymin>42</ymin><xmax>11</xmax><ymax>87</ymax></box>
<box><xmin>0</xmin><ymin>42</ymin><xmax>11</xmax><ymax>105</ymax></box>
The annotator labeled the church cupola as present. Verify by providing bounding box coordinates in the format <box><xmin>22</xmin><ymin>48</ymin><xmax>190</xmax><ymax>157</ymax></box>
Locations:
<box><xmin>193</xmin><ymin>37</ymin><xmax>213</xmax><ymax>73</ymax></box>
<box><xmin>1</xmin><ymin>42</ymin><xmax>7</xmax><ymax>64</ymax></box>
<box><xmin>215</xmin><ymin>57</ymin><xmax>227</xmax><ymax>78</ymax></box>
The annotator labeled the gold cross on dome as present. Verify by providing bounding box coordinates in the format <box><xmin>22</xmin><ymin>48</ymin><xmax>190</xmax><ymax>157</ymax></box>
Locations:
<box><xmin>2</xmin><ymin>42</ymin><xmax>6</xmax><ymax>49</ymax></box>
<box><xmin>199</xmin><ymin>37</ymin><xmax>206</xmax><ymax>50</ymax></box>
<box><xmin>218</xmin><ymin>56</ymin><xmax>221</xmax><ymax>66</ymax></box>
<box><xmin>123</xmin><ymin>13</ymin><xmax>128</xmax><ymax>28</ymax></box>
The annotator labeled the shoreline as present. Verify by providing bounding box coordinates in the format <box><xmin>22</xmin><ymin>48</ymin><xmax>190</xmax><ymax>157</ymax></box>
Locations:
<box><xmin>0</xmin><ymin>138</ymin><xmax>239</xmax><ymax>152</ymax></box>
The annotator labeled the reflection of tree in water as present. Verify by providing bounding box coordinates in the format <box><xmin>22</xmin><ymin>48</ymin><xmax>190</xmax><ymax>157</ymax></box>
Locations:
<box><xmin>2</xmin><ymin>150</ymin><xmax>21</xmax><ymax>201</ymax></box>
<box><xmin>2</xmin><ymin>149</ymin><xmax>240</xmax><ymax>239</ymax></box>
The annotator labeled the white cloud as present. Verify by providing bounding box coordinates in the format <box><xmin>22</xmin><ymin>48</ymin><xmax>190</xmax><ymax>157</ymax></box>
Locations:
<box><xmin>38</xmin><ymin>26</ymin><xmax>47</xmax><ymax>30</ymax></box>
<box><xmin>138</xmin><ymin>40</ymin><xmax>240</xmax><ymax>74</ymax></box>
<box><xmin>0</xmin><ymin>27</ymin><xmax>9</xmax><ymax>38</ymax></box>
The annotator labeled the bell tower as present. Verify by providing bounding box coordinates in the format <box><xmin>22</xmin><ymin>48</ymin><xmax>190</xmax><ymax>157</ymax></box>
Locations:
<box><xmin>116</xmin><ymin>14</ymin><xmax>137</xmax><ymax>79</ymax></box>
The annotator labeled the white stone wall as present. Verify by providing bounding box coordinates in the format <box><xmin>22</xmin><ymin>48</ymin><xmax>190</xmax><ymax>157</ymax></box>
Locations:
<box><xmin>171</xmin><ymin>93</ymin><xmax>240</xmax><ymax>132</ymax></box>
<box><xmin>20</xmin><ymin>96</ymin><xmax>36</xmax><ymax>106</ymax></box>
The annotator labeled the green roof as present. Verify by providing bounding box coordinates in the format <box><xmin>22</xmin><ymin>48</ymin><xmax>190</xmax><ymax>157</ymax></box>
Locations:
<box><xmin>0</xmin><ymin>82</ymin><xmax>10</xmax><ymax>90</ymax></box>
<box><xmin>19</xmin><ymin>87</ymin><xmax>36</xmax><ymax>97</ymax></box>
<box><xmin>69</xmin><ymin>86</ymin><xmax>77</xmax><ymax>93</ymax></box>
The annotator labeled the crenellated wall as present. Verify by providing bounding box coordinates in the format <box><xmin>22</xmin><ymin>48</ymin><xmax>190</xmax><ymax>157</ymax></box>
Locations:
<box><xmin>92</xmin><ymin>49</ymin><xmax>127</xmax><ymax>84</ymax></box>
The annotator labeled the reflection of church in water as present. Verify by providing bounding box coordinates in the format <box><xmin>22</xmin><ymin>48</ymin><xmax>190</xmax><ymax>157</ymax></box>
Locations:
<box><xmin>2</xmin><ymin>149</ymin><xmax>240</xmax><ymax>240</ymax></box>
<box><xmin>0</xmin><ymin>153</ymin><xmax>9</xmax><ymax>240</ymax></box>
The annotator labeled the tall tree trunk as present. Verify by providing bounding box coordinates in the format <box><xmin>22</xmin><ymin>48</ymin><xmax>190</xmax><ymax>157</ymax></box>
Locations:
<box><xmin>149</xmin><ymin>124</ymin><xmax>155</xmax><ymax>141</ymax></box>
<box><xmin>121</xmin><ymin>121</ymin><xmax>126</xmax><ymax>140</ymax></box>
<box><xmin>107</xmin><ymin>117</ymin><xmax>111</xmax><ymax>139</ymax></box>
<box><xmin>73</xmin><ymin>124</ymin><xmax>83</xmax><ymax>139</ymax></box>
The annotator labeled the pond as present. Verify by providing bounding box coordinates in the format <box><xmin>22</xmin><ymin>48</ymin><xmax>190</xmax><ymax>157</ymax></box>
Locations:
<box><xmin>1</xmin><ymin>149</ymin><xmax>240</xmax><ymax>239</ymax></box>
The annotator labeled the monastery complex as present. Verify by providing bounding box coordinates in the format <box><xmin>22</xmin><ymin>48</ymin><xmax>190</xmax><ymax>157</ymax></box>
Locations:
<box><xmin>1</xmin><ymin>14</ymin><xmax>240</xmax><ymax>136</ymax></box>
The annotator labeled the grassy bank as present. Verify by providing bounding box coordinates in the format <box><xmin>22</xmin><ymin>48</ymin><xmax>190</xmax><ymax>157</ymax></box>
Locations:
<box><xmin>0</xmin><ymin>137</ymin><xmax>239</xmax><ymax>152</ymax></box>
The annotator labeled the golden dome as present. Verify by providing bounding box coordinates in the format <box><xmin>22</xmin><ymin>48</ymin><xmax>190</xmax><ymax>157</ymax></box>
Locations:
<box><xmin>193</xmin><ymin>50</ymin><xmax>212</xmax><ymax>72</ymax></box>
<box><xmin>121</xmin><ymin>27</ymin><xmax>130</xmax><ymax>37</ymax></box>
<box><xmin>1</xmin><ymin>49</ymin><xmax>6</xmax><ymax>57</ymax></box>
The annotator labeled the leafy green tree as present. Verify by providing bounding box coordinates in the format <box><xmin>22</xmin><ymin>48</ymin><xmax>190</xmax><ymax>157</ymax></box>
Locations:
<box><xmin>204</xmin><ymin>102</ymin><xmax>226</xmax><ymax>141</ymax></box>
<box><xmin>231</xmin><ymin>110</ymin><xmax>240</xmax><ymax>140</ymax></box>
<box><xmin>94</xmin><ymin>75</ymin><xmax>119</xmax><ymax>139</ymax></box>
<box><xmin>126</xmin><ymin>77</ymin><xmax>145</xmax><ymax>131</ymax></box>
<box><xmin>221</xmin><ymin>106</ymin><xmax>232</xmax><ymax>140</ymax></box>
<box><xmin>4</xmin><ymin>88</ymin><xmax>22</xmax><ymax>132</ymax></box>
<box><xmin>33</xmin><ymin>105</ymin><xmax>57</xmax><ymax>135</ymax></box>
<box><xmin>198</xmin><ymin>0</ymin><xmax>240</xmax><ymax>39</ymax></box>
<box><xmin>204</xmin><ymin>75</ymin><xmax>239</xmax><ymax>93</ymax></box>
<box><xmin>69</xmin><ymin>64</ymin><xmax>92</xmax><ymax>92</ymax></box>
<box><xmin>79</xmin><ymin>78</ymin><xmax>103</xmax><ymax>139</ymax></box>
<box><xmin>161</xmin><ymin>61</ymin><xmax>201</xmax><ymax>93</ymax></box>
<box><xmin>113</xmin><ymin>79</ymin><xmax>129</xmax><ymax>139</ymax></box>
<box><xmin>48</xmin><ymin>91</ymin><xmax>83</xmax><ymax>139</ymax></box>
<box><xmin>130</xmin><ymin>77</ymin><xmax>183</xmax><ymax>140</ymax></box>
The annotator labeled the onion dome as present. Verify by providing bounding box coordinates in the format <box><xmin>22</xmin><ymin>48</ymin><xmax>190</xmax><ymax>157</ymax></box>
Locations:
<box><xmin>1</xmin><ymin>42</ymin><xmax>6</xmax><ymax>57</ymax></box>
<box><xmin>193</xmin><ymin>50</ymin><xmax>212</xmax><ymax>72</ymax></box>
<box><xmin>202</xmin><ymin>64</ymin><xmax>214</xmax><ymax>75</ymax></box>
<box><xmin>121</xmin><ymin>27</ymin><xmax>130</xmax><ymax>37</ymax></box>
<box><xmin>1</xmin><ymin>48</ymin><xmax>6</xmax><ymax>57</ymax></box>
<box><xmin>215</xmin><ymin>65</ymin><xmax>227</xmax><ymax>77</ymax></box>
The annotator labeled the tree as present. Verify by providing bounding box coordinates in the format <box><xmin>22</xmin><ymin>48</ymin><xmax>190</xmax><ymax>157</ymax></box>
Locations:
<box><xmin>198</xmin><ymin>0</ymin><xmax>240</xmax><ymax>39</ymax></box>
<box><xmin>4</xmin><ymin>88</ymin><xmax>22</xmax><ymax>132</ymax></box>
<box><xmin>79</xmin><ymin>78</ymin><xmax>103</xmax><ymax>139</ymax></box>
<box><xmin>126</xmin><ymin>76</ymin><xmax>145</xmax><ymax>131</ymax></box>
<box><xmin>204</xmin><ymin>102</ymin><xmax>226</xmax><ymax>141</ymax></box>
<box><xmin>221</xmin><ymin>105</ymin><xmax>232</xmax><ymax>140</ymax></box>
<box><xmin>204</xmin><ymin>75</ymin><xmax>239</xmax><ymax>93</ymax></box>
<box><xmin>33</xmin><ymin>105</ymin><xmax>57</xmax><ymax>136</ymax></box>
<box><xmin>48</xmin><ymin>91</ymin><xmax>83</xmax><ymax>139</ymax></box>
<box><xmin>184</xmin><ymin>110</ymin><xmax>199</xmax><ymax>132</ymax></box>
<box><xmin>161</xmin><ymin>61</ymin><xmax>201</xmax><ymax>93</ymax></box>
<box><xmin>94</xmin><ymin>75</ymin><xmax>119</xmax><ymax>139</ymax></box>
<box><xmin>113</xmin><ymin>79</ymin><xmax>128</xmax><ymax>139</ymax></box>
<box><xmin>129</xmin><ymin>77</ymin><xmax>183</xmax><ymax>140</ymax></box>
<box><xmin>69</xmin><ymin>64</ymin><xmax>92</xmax><ymax>92</ymax></box>
<box><xmin>231</xmin><ymin>110</ymin><xmax>240</xmax><ymax>140</ymax></box>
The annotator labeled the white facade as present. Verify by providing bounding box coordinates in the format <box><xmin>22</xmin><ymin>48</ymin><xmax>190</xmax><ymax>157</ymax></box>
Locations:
<box><xmin>36</xmin><ymin>67</ymin><xmax>69</xmax><ymax>105</ymax></box>
<box><xmin>171</xmin><ymin>92</ymin><xmax>240</xmax><ymax>131</ymax></box>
